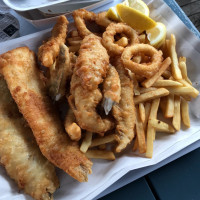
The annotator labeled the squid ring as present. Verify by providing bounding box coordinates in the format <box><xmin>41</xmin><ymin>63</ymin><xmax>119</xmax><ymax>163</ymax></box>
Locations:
<box><xmin>121</xmin><ymin>44</ymin><xmax>163</xmax><ymax>78</ymax></box>
<box><xmin>73</xmin><ymin>9</ymin><xmax>96</xmax><ymax>38</ymax></box>
<box><xmin>102</xmin><ymin>23</ymin><xmax>139</xmax><ymax>55</ymax></box>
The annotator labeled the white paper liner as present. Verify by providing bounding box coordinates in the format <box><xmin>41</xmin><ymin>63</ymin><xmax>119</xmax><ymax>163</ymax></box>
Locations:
<box><xmin>0</xmin><ymin>0</ymin><xmax>200</xmax><ymax>199</ymax></box>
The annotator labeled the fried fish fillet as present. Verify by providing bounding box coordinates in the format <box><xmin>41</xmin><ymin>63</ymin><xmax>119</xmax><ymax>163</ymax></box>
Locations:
<box><xmin>0</xmin><ymin>47</ymin><xmax>92</xmax><ymax>182</ymax></box>
<box><xmin>69</xmin><ymin>73</ymin><xmax>114</xmax><ymax>136</ymax></box>
<box><xmin>103</xmin><ymin>65</ymin><xmax>121</xmax><ymax>115</ymax></box>
<box><xmin>75</xmin><ymin>34</ymin><xmax>109</xmax><ymax>90</ymax></box>
<box><xmin>38</xmin><ymin>15</ymin><xmax>69</xmax><ymax>68</ymax></box>
<box><xmin>0</xmin><ymin>76</ymin><xmax>59</xmax><ymax>200</ymax></box>
<box><xmin>112</xmin><ymin>58</ymin><xmax>136</xmax><ymax>153</ymax></box>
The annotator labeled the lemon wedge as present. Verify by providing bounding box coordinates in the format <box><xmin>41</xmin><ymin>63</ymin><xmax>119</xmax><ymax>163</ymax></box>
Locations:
<box><xmin>124</xmin><ymin>0</ymin><xmax>149</xmax><ymax>16</ymax></box>
<box><xmin>106</xmin><ymin>6</ymin><xmax>121</xmax><ymax>22</ymax></box>
<box><xmin>116</xmin><ymin>4</ymin><xmax>156</xmax><ymax>31</ymax></box>
<box><xmin>146</xmin><ymin>22</ymin><xmax>167</xmax><ymax>48</ymax></box>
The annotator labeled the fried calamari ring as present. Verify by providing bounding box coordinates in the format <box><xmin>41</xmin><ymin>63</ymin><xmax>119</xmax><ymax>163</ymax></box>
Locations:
<box><xmin>95</xmin><ymin>11</ymin><xmax>113</xmax><ymax>27</ymax></box>
<box><xmin>121</xmin><ymin>44</ymin><xmax>163</xmax><ymax>78</ymax></box>
<box><xmin>73</xmin><ymin>9</ymin><xmax>96</xmax><ymax>38</ymax></box>
<box><xmin>102</xmin><ymin>23</ymin><xmax>139</xmax><ymax>55</ymax></box>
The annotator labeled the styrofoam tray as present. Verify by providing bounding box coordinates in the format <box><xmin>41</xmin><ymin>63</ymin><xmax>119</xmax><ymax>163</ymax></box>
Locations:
<box><xmin>3</xmin><ymin>0</ymin><xmax>70</xmax><ymax>11</ymax></box>
<box><xmin>15</xmin><ymin>0</ymin><xmax>113</xmax><ymax>30</ymax></box>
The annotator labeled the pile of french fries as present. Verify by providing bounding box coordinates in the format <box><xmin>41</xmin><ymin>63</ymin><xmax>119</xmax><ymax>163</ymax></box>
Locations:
<box><xmin>67</xmin><ymin>30</ymin><xmax>199</xmax><ymax>159</ymax></box>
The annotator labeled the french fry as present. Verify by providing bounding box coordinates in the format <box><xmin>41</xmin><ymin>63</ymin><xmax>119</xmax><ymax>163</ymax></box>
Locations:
<box><xmin>86</xmin><ymin>150</ymin><xmax>115</xmax><ymax>160</ymax></box>
<box><xmin>69</xmin><ymin>45</ymin><xmax>80</xmax><ymax>53</ymax></box>
<box><xmin>169</xmin><ymin>34</ymin><xmax>182</xmax><ymax>80</ymax></box>
<box><xmin>181</xmin><ymin>98</ymin><xmax>190</xmax><ymax>128</ymax></box>
<box><xmin>67</xmin><ymin>36</ymin><xmax>82</xmax><ymax>42</ymax></box>
<box><xmin>149</xmin><ymin>119</ymin><xmax>175</xmax><ymax>133</ymax></box>
<box><xmin>165</xmin><ymin>94</ymin><xmax>174</xmax><ymax>118</ymax></box>
<box><xmin>90</xmin><ymin>134</ymin><xmax>115</xmax><ymax>148</ymax></box>
<box><xmin>179</xmin><ymin>57</ymin><xmax>192</xmax><ymax>85</ymax></box>
<box><xmin>172</xmin><ymin>96</ymin><xmax>181</xmax><ymax>131</ymax></box>
<box><xmin>80</xmin><ymin>132</ymin><xmax>93</xmax><ymax>153</ymax></box>
<box><xmin>138</xmin><ymin>34</ymin><xmax>146</xmax><ymax>43</ymax></box>
<box><xmin>162</xmin><ymin>70</ymin><xmax>172</xmax><ymax>79</ymax></box>
<box><xmin>98</xmin><ymin>144</ymin><xmax>106</xmax><ymax>150</ymax></box>
<box><xmin>143</xmin><ymin>102</ymin><xmax>151</xmax><ymax>132</ymax></box>
<box><xmin>152</xmin><ymin>80</ymin><xmax>183</xmax><ymax>87</ymax></box>
<box><xmin>132</xmin><ymin>137</ymin><xmax>138</xmax><ymax>152</ymax></box>
<box><xmin>160</xmin><ymin>96</ymin><xmax>167</xmax><ymax>115</ymax></box>
<box><xmin>149</xmin><ymin>98</ymin><xmax>160</xmax><ymax>140</ymax></box>
<box><xmin>116</xmin><ymin>37</ymin><xmax>128</xmax><ymax>47</ymax></box>
<box><xmin>64</xmin><ymin>108</ymin><xmax>81</xmax><ymax>141</ymax></box>
<box><xmin>157</xmin><ymin>76</ymin><xmax>164</xmax><ymax>80</ymax></box>
<box><xmin>71</xmin><ymin>30</ymin><xmax>79</xmax><ymax>37</ymax></box>
<box><xmin>146</xmin><ymin>99</ymin><xmax>160</xmax><ymax>158</ymax></box>
<box><xmin>177</xmin><ymin>79</ymin><xmax>199</xmax><ymax>97</ymax></box>
<box><xmin>135</xmin><ymin>106</ymin><xmax>146</xmax><ymax>154</ymax></box>
<box><xmin>135</xmin><ymin>88</ymin><xmax>169</xmax><ymax>104</ymax></box>
<box><xmin>139</xmin><ymin>87</ymin><xmax>157</xmax><ymax>94</ymax></box>
<box><xmin>132</xmin><ymin>56</ymin><xmax>142</xmax><ymax>64</ymax></box>
<box><xmin>139</xmin><ymin>102</ymin><xmax>145</xmax><ymax>123</ymax></box>
<box><xmin>68</xmin><ymin>40</ymin><xmax>82</xmax><ymax>46</ymax></box>
<box><xmin>142</xmin><ymin>57</ymin><xmax>172</xmax><ymax>88</ymax></box>
<box><xmin>132</xmin><ymin>73</ymin><xmax>140</xmax><ymax>95</ymax></box>
<box><xmin>146</xmin><ymin>124</ymin><xmax>155</xmax><ymax>158</ymax></box>
<box><xmin>167</xmin><ymin>86</ymin><xmax>198</xmax><ymax>98</ymax></box>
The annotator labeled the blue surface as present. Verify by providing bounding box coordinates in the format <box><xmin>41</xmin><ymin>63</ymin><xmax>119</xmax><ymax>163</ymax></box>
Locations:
<box><xmin>147</xmin><ymin>148</ymin><xmax>200</xmax><ymax>200</ymax></box>
<box><xmin>99</xmin><ymin>177</ymin><xmax>156</xmax><ymax>200</ymax></box>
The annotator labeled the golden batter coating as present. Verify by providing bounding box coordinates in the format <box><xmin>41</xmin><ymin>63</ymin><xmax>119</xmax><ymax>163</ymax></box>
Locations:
<box><xmin>0</xmin><ymin>76</ymin><xmax>59</xmax><ymax>200</ymax></box>
<box><xmin>69</xmin><ymin>73</ymin><xmax>114</xmax><ymax>136</ymax></box>
<box><xmin>75</xmin><ymin>34</ymin><xmax>109</xmax><ymax>90</ymax></box>
<box><xmin>112</xmin><ymin>58</ymin><xmax>136</xmax><ymax>153</ymax></box>
<box><xmin>0</xmin><ymin>47</ymin><xmax>92</xmax><ymax>182</ymax></box>
<box><xmin>38</xmin><ymin>15</ymin><xmax>69</xmax><ymax>68</ymax></box>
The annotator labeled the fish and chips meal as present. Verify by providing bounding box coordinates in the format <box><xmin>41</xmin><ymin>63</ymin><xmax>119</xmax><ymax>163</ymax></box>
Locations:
<box><xmin>0</xmin><ymin>0</ymin><xmax>199</xmax><ymax>199</ymax></box>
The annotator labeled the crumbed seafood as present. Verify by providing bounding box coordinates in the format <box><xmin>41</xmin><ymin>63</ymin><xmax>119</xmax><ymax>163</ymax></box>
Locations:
<box><xmin>102</xmin><ymin>23</ymin><xmax>139</xmax><ymax>55</ymax></box>
<box><xmin>69</xmin><ymin>73</ymin><xmax>114</xmax><ymax>136</ymax></box>
<box><xmin>95</xmin><ymin>11</ymin><xmax>113</xmax><ymax>27</ymax></box>
<box><xmin>75</xmin><ymin>34</ymin><xmax>110</xmax><ymax>90</ymax></box>
<box><xmin>73</xmin><ymin>9</ymin><xmax>96</xmax><ymax>38</ymax></box>
<box><xmin>38</xmin><ymin>15</ymin><xmax>69</xmax><ymax>68</ymax></box>
<box><xmin>112</xmin><ymin>58</ymin><xmax>136</xmax><ymax>153</ymax></box>
<box><xmin>121</xmin><ymin>44</ymin><xmax>163</xmax><ymax>78</ymax></box>
<box><xmin>103</xmin><ymin>65</ymin><xmax>121</xmax><ymax>115</ymax></box>
<box><xmin>0</xmin><ymin>76</ymin><xmax>59</xmax><ymax>200</ymax></box>
<box><xmin>0</xmin><ymin>47</ymin><xmax>92</xmax><ymax>182</ymax></box>
<box><xmin>48</xmin><ymin>43</ymin><xmax>71</xmax><ymax>101</ymax></box>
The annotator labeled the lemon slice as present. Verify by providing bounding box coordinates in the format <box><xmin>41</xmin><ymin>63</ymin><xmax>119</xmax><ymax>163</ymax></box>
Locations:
<box><xmin>146</xmin><ymin>22</ymin><xmax>167</xmax><ymax>48</ymax></box>
<box><xmin>116</xmin><ymin>4</ymin><xmax>156</xmax><ymax>31</ymax></box>
<box><xmin>125</xmin><ymin>0</ymin><xmax>149</xmax><ymax>16</ymax></box>
<box><xmin>106</xmin><ymin>6</ymin><xmax>121</xmax><ymax>22</ymax></box>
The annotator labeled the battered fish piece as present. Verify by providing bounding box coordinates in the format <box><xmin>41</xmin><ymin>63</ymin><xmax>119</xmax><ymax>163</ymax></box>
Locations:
<box><xmin>112</xmin><ymin>58</ymin><xmax>136</xmax><ymax>153</ymax></box>
<box><xmin>0</xmin><ymin>47</ymin><xmax>92</xmax><ymax>182</ymax></box>
<box><xmin>0</xmin><ymin>76</ymin><xmax>59</xmax><ymax>200</ymax></box>
<box><xmin>48</xmin><ymin>43</ymin><xmax>71</xmax><ymax>101</ymax></box>
<box><xmin>69</xmin><ymin>73</ymin><xmax>114</xmax><ymax>136</ymax></box>
<box><xmin>103</xmin><ymin>65</ymin><xmax>121</xmax><ymax>115</ymax></box>
<box><xmin>95</xmin><ymin>11</ymin><xmax>113</xmax><ymax>27</ymax></box>
<box><xmin>38</xmin><ymin>15</ymin><xmax>69</xmax><ymax>68</ymax></box>
<box><xmin>75</xmin><ymin>34</ymin><xmax>109</xmax><ymax>90</ymax></box>
<box><xmin>73</xmin><ymin>9</ymin><xmax>96</xmax><ymax>38</ymax></box>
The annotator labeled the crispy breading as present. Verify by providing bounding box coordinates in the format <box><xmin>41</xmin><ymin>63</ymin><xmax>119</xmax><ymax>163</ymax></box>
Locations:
<box><xmin>48</xmin><ymin>43</ymin><xmax>71</xmax><ymax>100</ymax></box>
<box><xmin>112</xmin><ymin>58</ymin><xmax>136</xmax><ymax>153</ymax></box>
<box><xmin>75</xmin><ymin>34</ymin><xmax>109</xmax><ymax>90</ymax></box>
<box><xmin>38</xmin><ymin>15</ymin><xmax>69</xmax><ymax>68</ymax></box>
<box><xmin>0</xmin><ymin>76</ymin><xmax>59</xmax><ymax>200</ymax></box>
<box><xmin>0</xmin><ymin>47</ymin><xmax>92</xmax><ymax>182</ymax></box>
<box><xmin>69</xmin><ymin>73</ymin><xmax>114</xmax><ymax>136</ymax></box>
